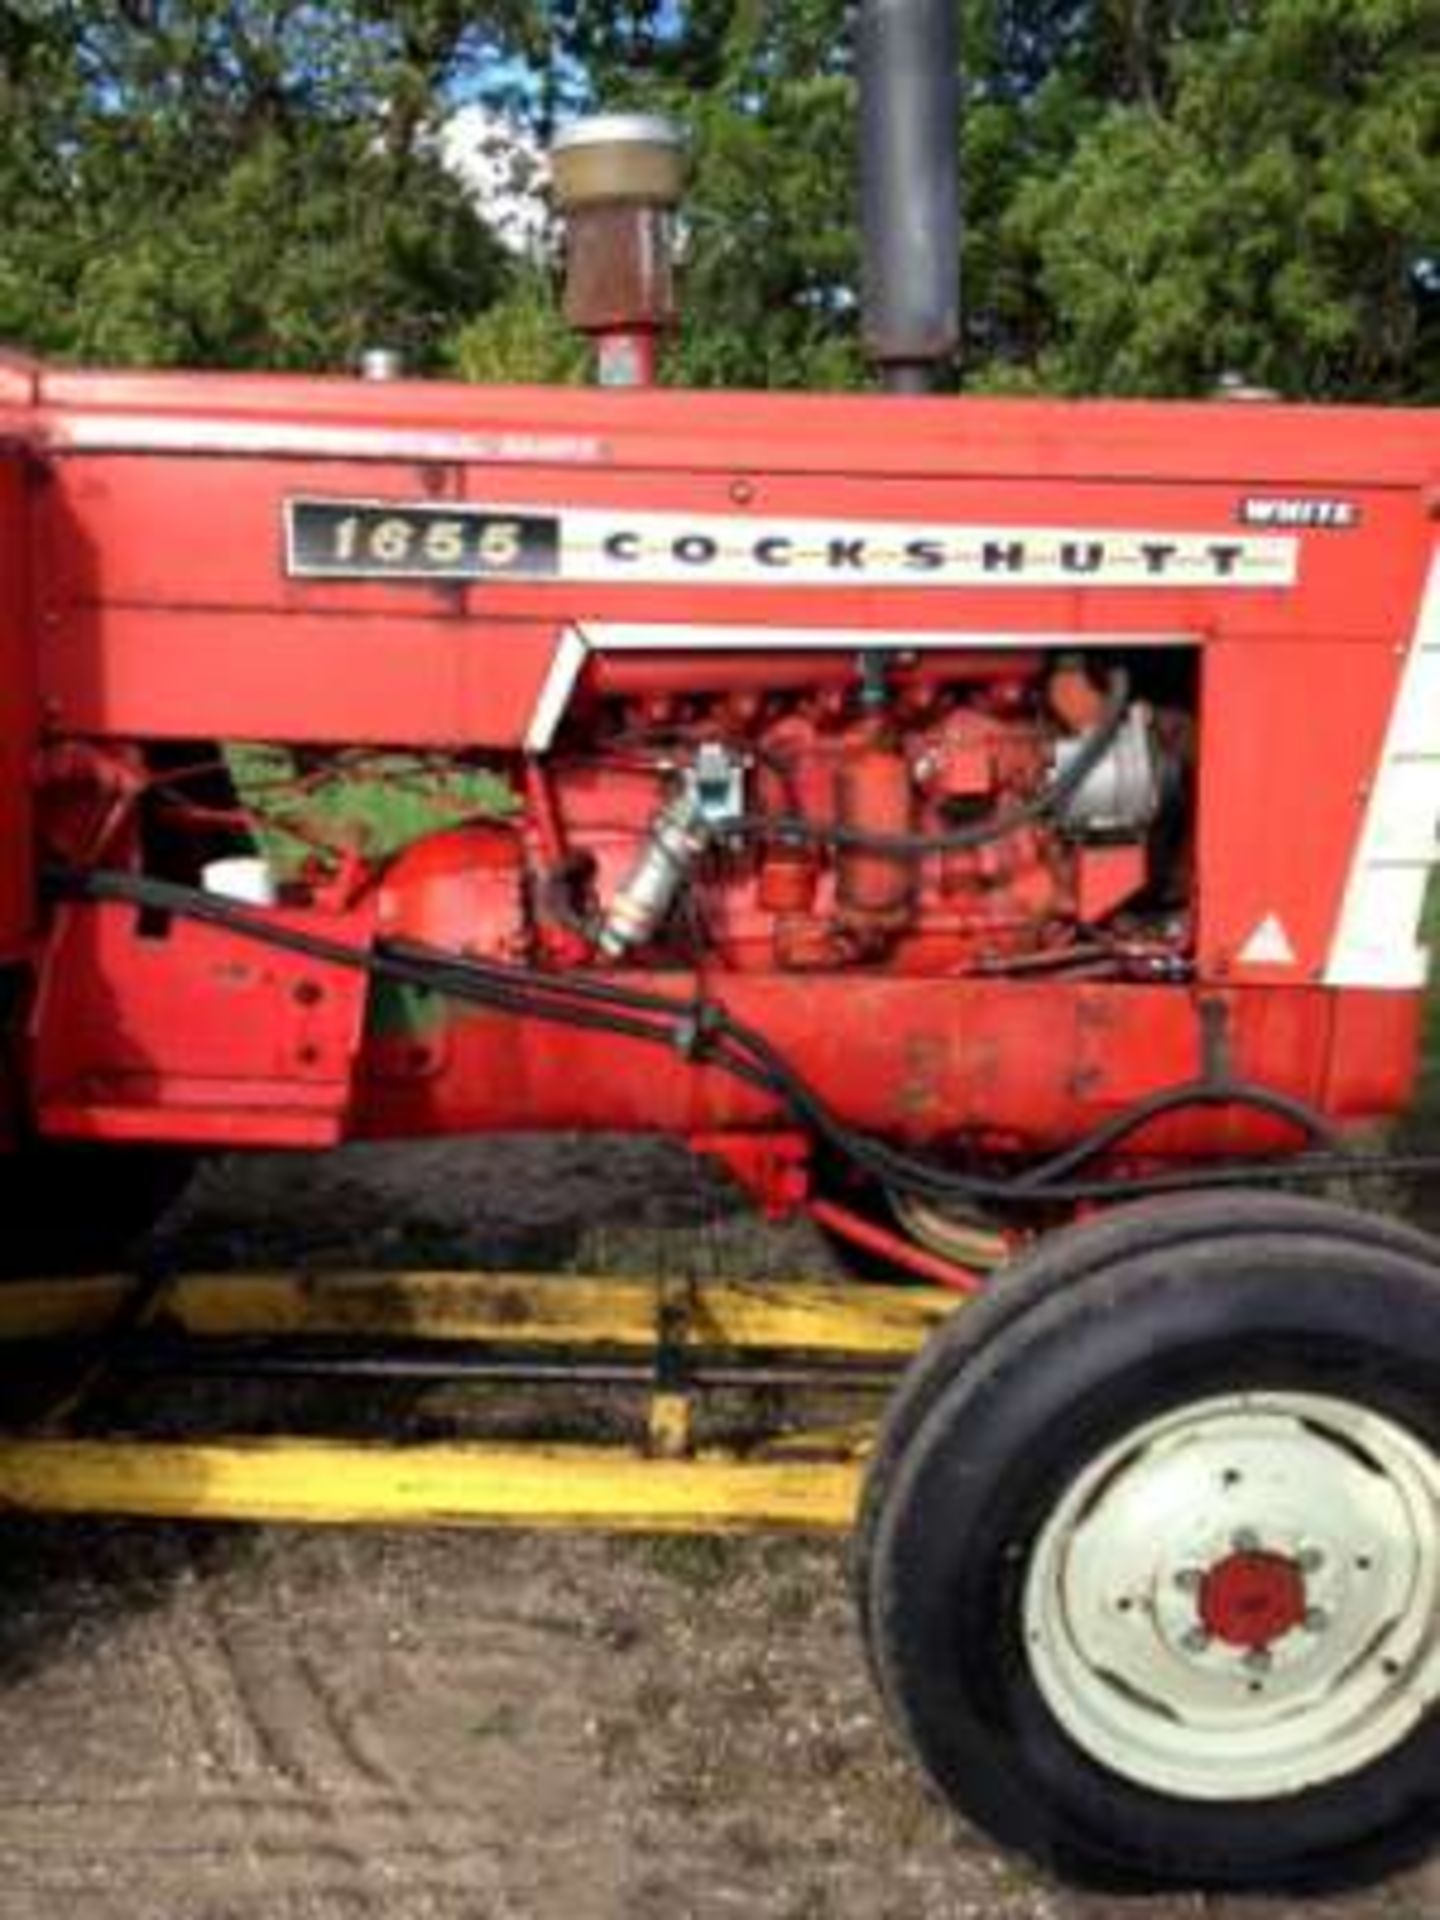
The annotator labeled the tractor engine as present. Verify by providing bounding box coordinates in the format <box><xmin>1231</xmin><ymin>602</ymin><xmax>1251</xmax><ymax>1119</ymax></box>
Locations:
<box><xmin>380</xmin><ymin>655</ymin><xmax>1185</xmax><ymax>983</ymax></box>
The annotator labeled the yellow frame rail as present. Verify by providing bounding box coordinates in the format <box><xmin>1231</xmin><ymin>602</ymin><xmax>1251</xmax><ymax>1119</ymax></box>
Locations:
<box><xmin>0</xmin><ymin>1269</ymin><xmax>961</xmax><ymax>1533</ymax></box>
<box><xmin>0</xmin><ymin>1268</ymin><xmax>954</xmax><ymax>1357</ymax></box>
<box><xmin>0</xmin><ymin>1437</ymin><xmax>865</xmax><ymax>1533</ymax></box>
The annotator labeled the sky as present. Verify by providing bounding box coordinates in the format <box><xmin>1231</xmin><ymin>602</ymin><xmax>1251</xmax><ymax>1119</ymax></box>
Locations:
<box><xmin>441</xmin><ymin>104</ymin><xmax>551</xmax><ymax>259</ymax></box>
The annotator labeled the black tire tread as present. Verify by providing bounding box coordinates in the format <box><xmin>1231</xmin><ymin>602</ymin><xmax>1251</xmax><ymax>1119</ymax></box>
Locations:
<box><xmin>856</xmin><ymin>1192</ymin><xmax>1439</xmax><ymax>1658</ymax></box>
<box><xmin>862</xmin><ymin>1224</ymin><xmax>1440</xmax><ymax>1892</ymax></box>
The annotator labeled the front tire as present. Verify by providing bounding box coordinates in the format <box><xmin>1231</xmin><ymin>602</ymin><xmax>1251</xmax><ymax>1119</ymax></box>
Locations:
<box><xmin>860</xmin><ymin>1221</ymin><xmax>1440</xmax><ymax>1891</ymax></box>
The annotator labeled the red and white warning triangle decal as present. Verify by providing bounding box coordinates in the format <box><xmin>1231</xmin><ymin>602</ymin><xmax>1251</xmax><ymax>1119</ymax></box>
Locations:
<box><xmin>1238</xmin><ymin>913</ymin><xmax>1297</xmax><ymax>966</ymax></box>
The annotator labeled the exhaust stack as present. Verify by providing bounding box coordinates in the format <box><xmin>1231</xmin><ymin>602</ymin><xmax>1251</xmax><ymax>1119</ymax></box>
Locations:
<box><xmin>859</xmin><ymin>0</ymin><xmax>961</xmax><ymax>392</ymax></box>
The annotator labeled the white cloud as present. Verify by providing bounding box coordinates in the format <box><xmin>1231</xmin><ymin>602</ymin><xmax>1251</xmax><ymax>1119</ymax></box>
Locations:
<box><xmin>441</xmin><ymin>104</ymin><xmax>553</xmax><ymax>261</ymax></box>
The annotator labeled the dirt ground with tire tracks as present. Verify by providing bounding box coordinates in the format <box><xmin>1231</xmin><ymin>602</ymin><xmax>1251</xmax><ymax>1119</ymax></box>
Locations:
<box><xmin>0</xmin><ymin>1136</ymin><xmax>1435</xmax><ymax>1920</ymax></box>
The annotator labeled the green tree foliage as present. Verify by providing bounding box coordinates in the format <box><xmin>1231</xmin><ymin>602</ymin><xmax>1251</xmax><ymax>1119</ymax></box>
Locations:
<box><xmin>1011</xmin><ymin>0</ymin><xmax>1440</xmax><ymax>397</ymax></box>
<box><xmin>534</xmin><ymin>0</ymin><xmax>866</xmax><ymax>390</ymax></box>
<box><xmin>535</xmin><ymin>0</ymin><xmax>1437</xmax><ymax>400</ymax></box>
<box><xmin>448</xmin><ymin>266</ymin><xmax>588</xmax><ymax>383</ymax></box>
<box><xmin>658</xmin><ymin>14</ymin><xmax>866</xmax><ymax>392</ymax></box>
<box><xmin>0</xmin><ymin>1</ymin><xmax>533</xmax><ymax>370</ymax></box>
<box><xmin>0</xmin><ymin>1</ymin><xmax>1432</xmax><ymax>400</ymax></box>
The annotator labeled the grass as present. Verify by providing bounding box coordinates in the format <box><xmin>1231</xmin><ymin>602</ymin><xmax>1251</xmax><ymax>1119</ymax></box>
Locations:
<box><xmin>633</xmin><ymin>1536</ymin><xmax>749</xmax><ymax>1593</ymax></box>
<box><xmin>467</xmin><ymin>1702</ymin><xmax>525</xmax><ymax>1742</ymax></box>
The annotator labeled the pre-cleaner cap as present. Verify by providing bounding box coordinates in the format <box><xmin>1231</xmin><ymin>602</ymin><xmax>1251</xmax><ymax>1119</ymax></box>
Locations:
<box><xmin>550</xmin><ymin>114</ymin><xmax>686</xmax><ymax>212</ymax></box>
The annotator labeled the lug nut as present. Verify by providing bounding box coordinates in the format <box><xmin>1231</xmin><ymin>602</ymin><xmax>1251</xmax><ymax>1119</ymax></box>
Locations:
<box><xmin>1174</xmin><ymin>1568</ymin><xmax>1203</xmax><ymax>1593</ymax></box>
<box><xmin>1182</xmin><ymin>1627</ymin><xmax>1211</xmax><ymax>1655</ymax></box>
<box><xmin>1232</xmin><ymin>1528</ymin><xmax>1262</xmax><ymax>1553</ymax></box>
<box><xmin>1243</xmin><ymin>1647</ymin><xmax>1273</xmax><ymax>1674</ymax></box>
<box><xmin>1299</xmin><ymin>1548</ymin><xmax>1326</xmax><ymax>1574</ymax></box>
<box><xmin>1304</xmin><ymin>1608</ymin><xmax>1330</xmax><ymax>1634</ymax></box>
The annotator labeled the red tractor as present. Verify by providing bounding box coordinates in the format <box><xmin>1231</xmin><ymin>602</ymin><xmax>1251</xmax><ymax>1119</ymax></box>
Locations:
<box><xmin>0</xmin><ymin>0</ymin><xmax>1437</xmax><ymax>1893</ymax></box>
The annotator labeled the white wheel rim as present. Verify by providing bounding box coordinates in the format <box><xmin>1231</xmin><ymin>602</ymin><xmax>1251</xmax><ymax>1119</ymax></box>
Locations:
<box><xmin>1022</xmin><ymin>1391</ymin><xmax>1440</xmax><ymax>1801</ymax></box>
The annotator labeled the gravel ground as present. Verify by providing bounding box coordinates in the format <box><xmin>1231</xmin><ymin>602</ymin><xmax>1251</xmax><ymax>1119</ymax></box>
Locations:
<box><xmin>0</xmin><ymin>1137</ymin><xmax>1434</xmax><ymax>1920</ymax></box>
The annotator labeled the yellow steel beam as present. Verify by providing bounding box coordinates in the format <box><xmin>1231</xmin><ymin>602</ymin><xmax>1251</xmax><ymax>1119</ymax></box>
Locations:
<box><xmin>0</xmin><ymin>1436</ymin><xmax>863</xmax><ymax>1533</ymax></box>
<box><xmin>0</xmin><ymin>1270</ymin><xmax>956</xmax><ymax>1357</ymax></box>
<box><xmin>0</xmin><ymin>1270</ymin><xmax>949</xmax><ymax>1535</ymax></box>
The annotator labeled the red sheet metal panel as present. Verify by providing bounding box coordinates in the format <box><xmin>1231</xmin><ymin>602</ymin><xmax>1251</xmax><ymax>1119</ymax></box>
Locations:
<box><xmin>32</xmin><ymin>901</ymin><xmax>373</xmax><ymax>1147</ymax></box>
<box><xmin>0</xmin><ymin>454</ymin><xmax>35</xmax><ymax>959</ymax></box>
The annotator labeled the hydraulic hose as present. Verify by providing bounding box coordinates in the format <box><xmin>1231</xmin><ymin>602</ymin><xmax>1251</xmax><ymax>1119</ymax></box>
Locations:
<box><xmin>49</xmin><ymin>866</ymin><xmax>1433</xmax><ymax>1210</ymax></box>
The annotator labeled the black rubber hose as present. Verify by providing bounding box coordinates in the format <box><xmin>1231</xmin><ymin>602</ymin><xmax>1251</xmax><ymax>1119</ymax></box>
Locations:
<box><xmin>688</xmin><ymin>1008</ymin><xmax>1342</xmax><ymax>1206</ymax></box>
<box><xmin>1008</xmin><ymin>1077</ymin><xmax>1341</xmax><ymax>1187</ymax></box>
<box><xmin>49</xmin><ymin>867</ymin><xmax>1435</xmax><ymax>1209</ymax></box>
<box><xmin>56</xmin><ymin>869</ymin><xmax>682</xmax><ymax>1052</ymax></box>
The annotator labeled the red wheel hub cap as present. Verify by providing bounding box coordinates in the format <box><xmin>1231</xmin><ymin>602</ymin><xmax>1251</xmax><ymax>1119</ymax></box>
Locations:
<box><xmin>1199</xmin><ymin>1549</ymin><xmax>1307</xmax><ymax>1650</ymax></box>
